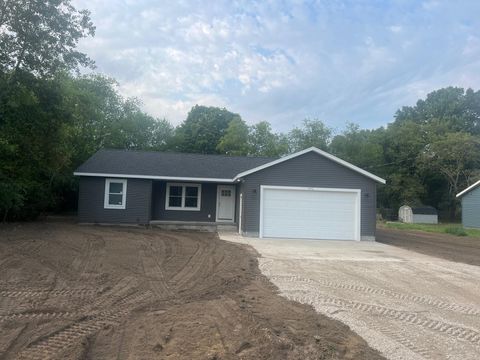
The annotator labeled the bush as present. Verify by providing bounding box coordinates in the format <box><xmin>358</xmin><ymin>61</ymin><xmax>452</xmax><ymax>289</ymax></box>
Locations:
<box><xmin>444</xmin><ymin>226</ymin><xmax>468</xmax><ymax>237</ymax></box>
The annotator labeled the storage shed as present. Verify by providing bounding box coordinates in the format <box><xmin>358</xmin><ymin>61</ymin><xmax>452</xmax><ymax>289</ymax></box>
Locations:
<box><xmin>456</xmin><ymin>180</ymin><xmax>480</xmax><ymax>229</ymax></box>
<box><xmin>398</xmin><ymin>205</ymin><xmax>438</xmax><ymax>224</ymax></box>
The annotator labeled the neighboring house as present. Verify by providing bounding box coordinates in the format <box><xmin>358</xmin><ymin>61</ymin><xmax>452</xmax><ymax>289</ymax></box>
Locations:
<box><xmin>456</xmin><ymin>180</ymin><xmax>480</xmax><ymax>229</ymax></box>
<box><xmin>74</xmin><ymin>147</ymin><xmax>386</xmax><ymax>241</ymax></box>
<box><xmin>398</xmin><ymin>205</ymin><xmax>438</xmax><ymax>224</ymax></box>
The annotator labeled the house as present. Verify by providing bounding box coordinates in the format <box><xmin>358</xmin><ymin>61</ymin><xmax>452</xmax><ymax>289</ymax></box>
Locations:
<box><xmin>74</xmin><ymin>147</ymin><xmax>386</xmax><ymax>241</ymax></box>
<box><xmin>456</xmin><ymin>180</ymin><xmax>480</xmax><ymax>228</ymax></box>
<box><xmin>398</xmin><ymin>205</ymin><xmax>438</xmax><ymax>224</ymax></box>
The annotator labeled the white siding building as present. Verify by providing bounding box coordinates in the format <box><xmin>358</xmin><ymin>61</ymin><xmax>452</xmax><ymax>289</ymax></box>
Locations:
<box><xmin>398</xmin><ymin>205</ymin><xmax>438</xmax><ymax>224</ymax></box>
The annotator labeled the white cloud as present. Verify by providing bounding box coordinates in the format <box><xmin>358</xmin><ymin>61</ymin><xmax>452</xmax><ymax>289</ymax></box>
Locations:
<box><xmin>73</xmin><ymin>0</ymin><xmax>480</xmax><ymax>130</ymax></box>
<box><xmin>389</xmin><ymin>25</ymin><xmax>403</xmax><ymax>33</ymax></box>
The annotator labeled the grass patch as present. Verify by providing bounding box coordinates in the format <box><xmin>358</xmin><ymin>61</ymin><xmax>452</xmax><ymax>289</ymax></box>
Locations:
<box><xmin>382</xmin><ymin>222</ymin><xmax>480</xmax><ymax>237</ymax></box>
<box><xmin>444</xmin><ymin>226</ymin><xmax>468</xmax><ymax>236</ymax></box>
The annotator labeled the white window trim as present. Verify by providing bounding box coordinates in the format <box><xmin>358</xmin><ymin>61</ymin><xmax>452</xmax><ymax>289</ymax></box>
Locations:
<box><xmin>104</xmin><ymin>178</ymin><xmax>127</xmax><ymax>209</ymax></box>
<box><xmin>165</xmin><ymin>183</ymin><xmax>202</xmax><ymax>211</ymax></box>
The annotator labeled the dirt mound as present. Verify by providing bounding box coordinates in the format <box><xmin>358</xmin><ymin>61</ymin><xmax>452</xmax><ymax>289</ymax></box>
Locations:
<box><xmin>0</xmin><ymin>222</ymin><xmax>383</xmax><ymax>359</ymax></box>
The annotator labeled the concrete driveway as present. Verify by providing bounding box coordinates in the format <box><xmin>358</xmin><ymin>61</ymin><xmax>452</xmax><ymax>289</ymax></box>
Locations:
<box><xmin>219</xmin><ymin>233</ymin><xmax>480</xmax><ymax>360</ymax></box>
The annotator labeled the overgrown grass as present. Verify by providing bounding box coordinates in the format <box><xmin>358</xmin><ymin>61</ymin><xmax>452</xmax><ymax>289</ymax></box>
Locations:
<box><xmin>381</xmin><ymin>222</ymin><xmax>480</xmax><ymax>238</ymax></box>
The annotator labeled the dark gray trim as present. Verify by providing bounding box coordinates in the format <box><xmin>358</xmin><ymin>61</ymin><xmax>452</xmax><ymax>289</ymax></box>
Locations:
<box><xmin>78</xmin><ymin>177</ymin><xmax>152</xmax><ymax>224</ymax></box>
<box><xmin>151</xmin><ymin>181</ymin><xmax>238</xmax><ymax>223</ymax></box>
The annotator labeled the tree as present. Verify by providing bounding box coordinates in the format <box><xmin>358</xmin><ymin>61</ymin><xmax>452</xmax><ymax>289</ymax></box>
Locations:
<box><xmin>0</xmin><ymin>71</ymin><xmax>75</xmax><ymax>219</ymax></box>
<box><xmin>0</xmin><ymin>0</ymin><xmax>95</xmax><ymax>76</ymax></box>
<box><xmin>174</xmin><ymin>105</ymin><xmax>241</xmax><ymax>154</ymax></box>
<box><xmin>216</xmin><ymin>118</ymin><xmax>250</xmax><ymax>155</ymax></box>
<box><xmin>376</xmin><ymin>121</ymin><xmax>427</xmax><ymax>211</ymax></box>
<box><xmin>248</xmin><ymin>121</ymin><xmax>288</xmax><ymax>157</ymax></box>
<box><xmin>395</xmin><ymin>87</ymin><xmax>480</xmax><ymax>135</ymax></box>
<box><xmin>329</xmin><ymin>123</ymin><xmax>384</xmax><ymax>170</ymax></box>
<box><xmin>0</xmin><ymin>138</ymin><xmax>25</xmax><ymax>221</ymax></box>
<box><xmin>0</xmin><ymin>71</ymin><xmax>176</xmax><ymax>220</ymax></box>
<box><xmin>418</xmin><ymin>132</ymin><xmax>480</xmax><ymax>219</ymax></box>
<box><xmin>288</xmin><ymin>119</ymin><xmax>332</xmax><ymax>152</ymax></box>
<box><xmin>103</xmin><ymin>99</ymin><xmax>174</xmax><ymax>150</ymax></box>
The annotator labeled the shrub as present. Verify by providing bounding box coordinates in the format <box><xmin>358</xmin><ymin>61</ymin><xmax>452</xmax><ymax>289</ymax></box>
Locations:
<box><xmin>444</xmin><ymin>226</ymin><xmax>468</xmax><ymax>237</ymax></box>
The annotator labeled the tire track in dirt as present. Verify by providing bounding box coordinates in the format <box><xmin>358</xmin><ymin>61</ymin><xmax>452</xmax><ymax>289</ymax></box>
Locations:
<box><xmin>72</xmin><ymin>233</ymin><xmax>106</xmax><ymax>276</ymax></box>
<box><xmin>78</xmin><ymin>277</ymin><xmax>138</xmax><ymax>314</ymax></box>
<box><xmin>0</xmin><ymin>288</ymin><xmax>98</xmax><ymax>299</ymax></box>
<box><xmin>16</xmin><ymin>290</ymin><xmax>153</xmax><ymax>360</ymax></box>
<box><xmin>1</xmin><ymin>224</ymin><xmax>386</xmax><ymax>360</ymax></box>
<box><xmin>368</xmin><ymin>322</ymin><xmax>438</xmax><ymax>360</ymax></box>
<box><xmin>136</xmin><ymin>233</ymin><xmax>176</xmax><ymax>300</ymax></box>
<box><xmin>0</xmin><ymin>311</ymin><xmax>77</xmax><ymax>323</ymax></box>
<box><xmin>270</xmin><ymin>274</ymin><xmax>480</xmax><ymax>316</ymax></box>
<box><xmin>286</xmin><ymin>292</ymin><xmax>480</xmax><ymax>346</ymax></box>
<box><xmin>139</xmin><ymin>248</ymin><xmax>174</xmax><ymax>300</ymax></box>
<box><xmin>169</xmin><ymin>238</ymin><xmax>207</xmax><ymax>287</ymax></box>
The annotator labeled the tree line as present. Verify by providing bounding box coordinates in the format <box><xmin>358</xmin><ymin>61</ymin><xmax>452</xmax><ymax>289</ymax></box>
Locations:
<box><xmin>1</xmin><ymin>0</ymin><xmax>479</xmax><ymax>221</ymax></box>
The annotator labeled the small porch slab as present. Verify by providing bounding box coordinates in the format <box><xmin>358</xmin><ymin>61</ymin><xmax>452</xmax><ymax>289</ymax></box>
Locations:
<box><xmin>149</xmin><ymin>220</ymin><xmax>237</xmax><ymax>232</ymax></box>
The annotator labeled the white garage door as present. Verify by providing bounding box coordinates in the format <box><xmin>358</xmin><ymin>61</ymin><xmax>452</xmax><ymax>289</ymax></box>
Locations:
<box><xmin>260</xmin><ymin>186</ymin><xmax>360</xmax><ymax>240</ymax></box>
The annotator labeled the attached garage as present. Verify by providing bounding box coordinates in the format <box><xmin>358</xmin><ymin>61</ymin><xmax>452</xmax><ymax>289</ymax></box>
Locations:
<box><xmin>237</xmin><ymin>147</ymin><xmax>386</xmax><ymax>241</ymax></box>
<box><xmin>260</xmin><ymin>186</ymin><xmax>360</xmax><ymax>240</ymax></box>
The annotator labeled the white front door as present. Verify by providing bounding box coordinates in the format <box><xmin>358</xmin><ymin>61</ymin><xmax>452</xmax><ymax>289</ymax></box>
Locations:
<box><xmin>216</xmin><ymin>185</ymin><xmax>236</xmax><ymax>222</ymax></box>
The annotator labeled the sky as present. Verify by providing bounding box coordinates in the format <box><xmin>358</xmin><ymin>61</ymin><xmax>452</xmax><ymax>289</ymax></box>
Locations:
<box><xmin>73</xmin><ymin>0</ymin><xmax>480</xmax><ymax>132</ymax></box>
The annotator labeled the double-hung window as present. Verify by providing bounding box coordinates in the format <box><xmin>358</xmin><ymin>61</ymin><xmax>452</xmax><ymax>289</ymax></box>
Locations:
<box><xmin>166</xmin><ymin>183</ymin><xmax>201</xmax><ymax>211</ymax></box>
<box><xmin>104</xmin><ymin>179</ymin><xmax>127</xmax><ymax>209</ymax></box>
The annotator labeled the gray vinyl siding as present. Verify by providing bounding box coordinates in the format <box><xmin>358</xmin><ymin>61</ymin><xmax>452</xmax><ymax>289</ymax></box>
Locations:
<box><xmin>78</xmin><ymin>177</ymin><xmax>152</xmax><ymax>224</ymax></box>
<box><xmin>152</xmin><ymin>181</ymin><xmax>239</xmax><ymax>222</ymax></box>
<box><xmin>412</xmin><ymin>214</ymin><xmax>438</xmax><ymax>224</ymax></box>
<box><xmin>240</xmin><ymin>151</ymin><xmax>378</xmax><ymax>238</ymax></box>
<box><xmin>462</xmin><ymin>187</ymin><xmax>480</xmax><ymax>228</ymax></box>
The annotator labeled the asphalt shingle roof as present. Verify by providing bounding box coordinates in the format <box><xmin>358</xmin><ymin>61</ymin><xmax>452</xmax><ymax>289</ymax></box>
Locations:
<box><xmin>411</xmin><ymin>206</ymin><xmax>438</xmax><ymax>215</ymax></box>
<box><xmin>75</xmin><ymin>149</ymin><xmax>276</xmax><ymax>179</ymax></box>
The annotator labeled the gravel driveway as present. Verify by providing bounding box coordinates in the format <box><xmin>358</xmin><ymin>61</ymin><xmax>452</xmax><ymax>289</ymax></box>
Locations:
<box><xmin>220</xmin><ymin>233</ymin><xmax>480</xmax><ymax>360</ymax></box>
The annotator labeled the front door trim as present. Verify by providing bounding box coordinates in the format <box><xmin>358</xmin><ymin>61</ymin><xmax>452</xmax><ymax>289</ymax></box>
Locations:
<box><xmin>216</xmin><ymin>185</ymin><xmax>236</xmax><ymax>222</ymax></box>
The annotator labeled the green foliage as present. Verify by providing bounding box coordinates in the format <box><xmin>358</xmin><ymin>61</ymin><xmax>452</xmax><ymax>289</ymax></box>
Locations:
<box><xmin>330</xmin><ymin>123</ymin><xmax>384</xmax><ymax>170</ymax></box>
<box><xmin>383</xmin><ymin>222</ymin><xmax>480</xmax><ymax>238</ymax></box>
<box><xmin>174</xmin><ymin>105</ymin><xmax>241</xmax><ymax>154</ymax></box>
<box><xmin>288</xmin><ymin>119</ymin><xmax>332</xmax><ymax>152</ymax></box>
<box><xmin>216</xmin><ymin>118</ymin><xmax>250</xmax><ymax>155</ymax></box>
<box><xmin>395</xmin><ymin>87</ymin><xmax>480</xmax><ymax>135</ymax></box>
<box><xmin>418</xmin><ymin>132</ymin><xmax>480</xmax><ymax>218</ymax></box>
<box><xmin>444</xmin><ymin>226</ymin><xmax>468</xmax><ymax>237</ymax></box>
<box><xmin>0</xmin><ymin>0</ymin><xmax>95</xmax><ymax>76</ymax></box>
<box><xmin>248</xmin><ymin>121</ymin><xmax>289</xmax><ymax>157</ymax></box>
<box><xmin>0</xmin><ymin>72</ymin><xmax>175</xmax><ymax>220</ymax></box>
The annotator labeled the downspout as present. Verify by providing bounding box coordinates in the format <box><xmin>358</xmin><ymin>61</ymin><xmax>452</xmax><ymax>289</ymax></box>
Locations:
<box><xmin>238</xmin><ymin>193</ymin><xmax>243</xmax><ymax>235</ymax></box>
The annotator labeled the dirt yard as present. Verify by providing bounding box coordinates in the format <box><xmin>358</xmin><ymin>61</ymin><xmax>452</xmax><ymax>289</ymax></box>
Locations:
<box><xmin>377</xmin><ymin>227</ymin><xmax>480</xmax><ymax>266</ymax></box>
<box><xmin>0</xmin><ymin>222</ymin><xmax>382</xmax><ymax>360</ymax></box>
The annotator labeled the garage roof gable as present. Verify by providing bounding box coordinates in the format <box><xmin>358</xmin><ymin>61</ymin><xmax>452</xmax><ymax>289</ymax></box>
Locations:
<box><xmin>234</xmin><ymin>147</ymin><xmax>386</xmax><ymax>184</ymax></box>
<box><xmin>456</xmin><ymin>180</ymin><xmax>480</xmax><ymax>198</ymax></box>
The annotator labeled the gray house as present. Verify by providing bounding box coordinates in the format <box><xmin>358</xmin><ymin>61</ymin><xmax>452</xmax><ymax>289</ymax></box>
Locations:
<box><xmin>74</xmin><ymin>147</ymin><xmax>386</xmax><ymax>241</ymax></box>
<box><xmin>456</xmin><ymin>180</ymin><xmax>480</xmax><ymax>228</ymax></box>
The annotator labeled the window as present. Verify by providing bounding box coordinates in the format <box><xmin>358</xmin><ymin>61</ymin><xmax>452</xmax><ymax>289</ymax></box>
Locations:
<box><xmin>104</xmin><ymin>179</ymin><xmax>127</xmax><ymax>209</ymax></box>
<box><xmin>221</xmin><ymin>189</ymin><xmax>231</xmax><ymax>197</ymax></box>
<box><xmin>165</xmin><ymin>183</ymin><xmax>201</xmax><ymax>211</ymax></box>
